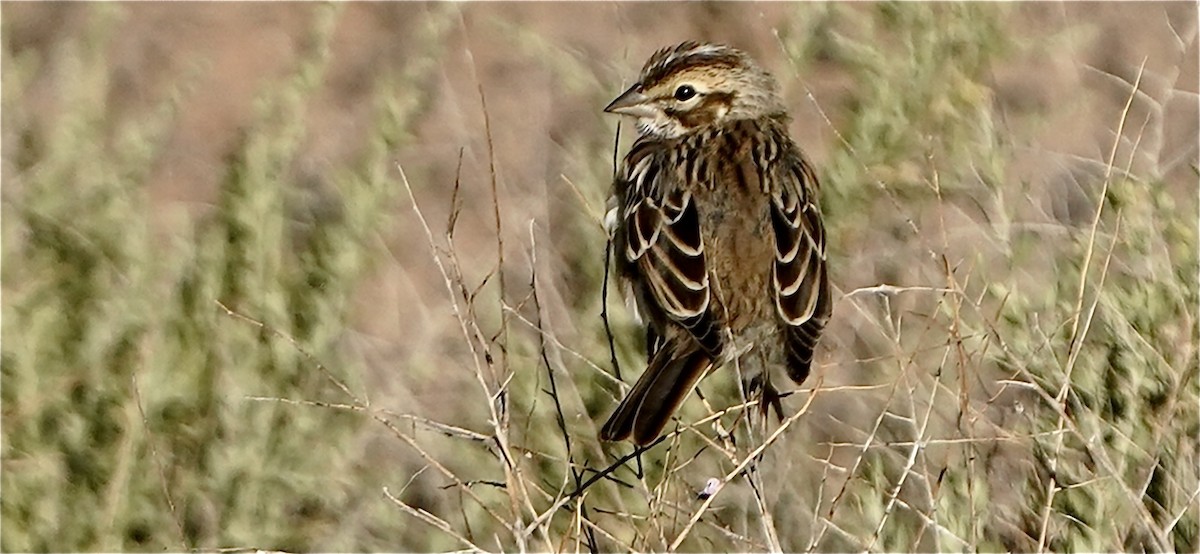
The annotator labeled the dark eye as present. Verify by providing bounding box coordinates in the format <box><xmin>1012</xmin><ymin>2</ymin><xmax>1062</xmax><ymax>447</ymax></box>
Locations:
<box><xmin>674</xmin><ymin>84</ymin><xmax>697</xmax><ymax>101</ymax></box>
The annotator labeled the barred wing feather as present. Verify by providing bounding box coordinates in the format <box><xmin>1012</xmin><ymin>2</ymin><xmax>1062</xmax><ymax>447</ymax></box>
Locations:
<box><xmin>768</xmin><ymin>160</ymin><xmax>831</xmax><ymax>383</ymax></box>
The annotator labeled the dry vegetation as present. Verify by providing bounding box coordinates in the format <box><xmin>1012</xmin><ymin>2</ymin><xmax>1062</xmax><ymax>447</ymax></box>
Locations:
<box><xmin>2</xmin><ymin>3</ymin><xmax>1198</xmax><ymax>552</ymax></box>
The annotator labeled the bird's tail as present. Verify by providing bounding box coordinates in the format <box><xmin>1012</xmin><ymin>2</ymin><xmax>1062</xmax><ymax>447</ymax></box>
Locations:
<box><xmin>600</xmin><ymin>344</ymin><xmax>713</xmax><ymax>445</ymax></box>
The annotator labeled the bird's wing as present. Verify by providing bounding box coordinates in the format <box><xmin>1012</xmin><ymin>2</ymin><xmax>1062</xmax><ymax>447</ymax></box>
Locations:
<box><xmin>617</xmin><ymin>145</ymin><xmax>721</xmax><ymax>355</ymax></box>
<box><xmin>768</xmin><ymin>156</ymin><xmax>832</xmax><ymax>383</ymax></box>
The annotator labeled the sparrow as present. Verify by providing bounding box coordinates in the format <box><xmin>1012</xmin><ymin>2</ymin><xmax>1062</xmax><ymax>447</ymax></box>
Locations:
<box><xmin>599</xmin><ymin>41</ymin><xmax>832</xmax><ymax>445</ymax></box>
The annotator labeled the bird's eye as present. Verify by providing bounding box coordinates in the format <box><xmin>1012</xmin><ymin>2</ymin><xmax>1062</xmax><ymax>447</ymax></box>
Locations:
<box><xmin>674</xmin><ymin>84</ymin><xmax>697</xmax><ymax>101</ymax></box>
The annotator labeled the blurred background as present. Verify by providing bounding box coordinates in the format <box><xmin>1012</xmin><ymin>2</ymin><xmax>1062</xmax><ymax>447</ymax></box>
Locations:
<box><xmin>2</xmin><ymin>2</ymin><xmax>1197</xmax><ymax>552</ymax></box>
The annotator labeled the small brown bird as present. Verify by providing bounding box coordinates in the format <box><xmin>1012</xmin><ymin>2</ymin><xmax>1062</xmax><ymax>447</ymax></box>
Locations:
<box><xmin>600</xmin><ymin>42</ymin><xmax>831</xmax><ymax>445</ymax></box>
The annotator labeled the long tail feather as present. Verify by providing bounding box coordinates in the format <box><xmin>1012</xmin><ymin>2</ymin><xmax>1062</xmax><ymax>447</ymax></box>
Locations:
<box><xmin>600</xmin><ymin>344</ymin><xmax>712</xmax><ymax>445</ymax></box>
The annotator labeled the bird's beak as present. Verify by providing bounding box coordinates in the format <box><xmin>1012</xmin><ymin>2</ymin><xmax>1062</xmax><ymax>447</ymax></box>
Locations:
<box><xmin>604</xmin><ymin>85</ymin><xmax>655</xmax><ymax>118</ymax></box>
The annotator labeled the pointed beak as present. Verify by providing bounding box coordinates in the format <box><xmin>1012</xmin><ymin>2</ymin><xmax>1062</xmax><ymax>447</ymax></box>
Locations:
<box><xmin>604</xmin><ymin>85</ymin><xmax>654</xmax><ymax>118</ymax></box>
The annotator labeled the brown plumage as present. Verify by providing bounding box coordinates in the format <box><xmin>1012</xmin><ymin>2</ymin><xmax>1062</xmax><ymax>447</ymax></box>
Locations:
<box><xmin>600</xmin><ymin>42</ymin><xmax>832</xmax><ymax>445</ymax></box>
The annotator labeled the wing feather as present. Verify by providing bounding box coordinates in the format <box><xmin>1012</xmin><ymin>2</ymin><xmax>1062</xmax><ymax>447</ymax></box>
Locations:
<box><xmin>768</xmin><ymin>157</ymin><xmax>832</xmax><ymax>383</ymax></box>
<box><xmin>618</xmin><ymin>144</ymin><xmax>720</xmax><ymax>356</ymax></box>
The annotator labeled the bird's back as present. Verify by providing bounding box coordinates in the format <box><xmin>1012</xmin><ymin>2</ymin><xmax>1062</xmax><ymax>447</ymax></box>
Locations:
<box><xmin>673</xmin><ymin>117</ymin><xmax>800</xmax><ymax>340</ymax></box>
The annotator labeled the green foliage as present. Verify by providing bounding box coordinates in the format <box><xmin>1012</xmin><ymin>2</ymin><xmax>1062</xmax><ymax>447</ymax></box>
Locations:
<box><xmin>2</xmin><ymin>4</ymin><xmax>452</xmax><ymax>550</ymax></box>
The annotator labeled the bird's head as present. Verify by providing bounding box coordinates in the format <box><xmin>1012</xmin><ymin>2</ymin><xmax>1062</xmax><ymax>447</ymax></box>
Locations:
<box><xmin>604</xmin><ymin>42</ymin><xmax>786</xmax><ymax>139</ymax></box>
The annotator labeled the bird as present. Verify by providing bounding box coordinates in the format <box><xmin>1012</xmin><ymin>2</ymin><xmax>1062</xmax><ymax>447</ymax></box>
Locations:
<box><xmin>599</xmin><ymin>41</ymin><xmax>832</xmax><ymax>445</ymax></box>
